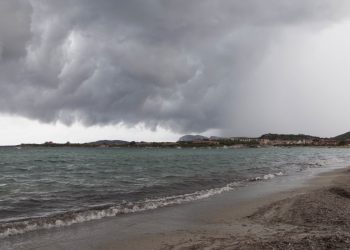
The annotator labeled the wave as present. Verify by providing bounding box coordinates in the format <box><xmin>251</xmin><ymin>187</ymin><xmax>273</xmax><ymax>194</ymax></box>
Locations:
<box><xmin>0</xmin><ymin>181</ymin><xmax>241</xmax><ymax>238</ymax></box>
<box><xmin>0</xmin><ymin>163</ymin><xmax>325</xmax><ymax>238</ymax></box>
<box><xmin>249</xmin><ymin>171</ymin><xmax>284</xmax><ymax>182</ymax></box>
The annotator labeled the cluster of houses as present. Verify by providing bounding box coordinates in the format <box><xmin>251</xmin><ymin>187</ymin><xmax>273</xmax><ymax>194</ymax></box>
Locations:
<box><xmin>257</xmin><ymin>138</ymin><xmax>339</xmax><ymax>146</ymax></box>
<box><xmin>178</xmin><ymin>134</ymin><xmax>345</xmax><ymax>147</ymax></box>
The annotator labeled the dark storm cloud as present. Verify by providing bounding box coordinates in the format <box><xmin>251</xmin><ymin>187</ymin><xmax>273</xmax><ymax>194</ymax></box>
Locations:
<box><xmin>1</xmin><ymin>0</ymin><xmax>350</xmax><ymax>133</ymax></box>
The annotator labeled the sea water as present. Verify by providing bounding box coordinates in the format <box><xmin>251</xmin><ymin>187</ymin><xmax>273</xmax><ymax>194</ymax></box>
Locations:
<box><xmin>1</xmin><ymin>146</ymin><xmax>350</xmax><ymax>237</ymax></box>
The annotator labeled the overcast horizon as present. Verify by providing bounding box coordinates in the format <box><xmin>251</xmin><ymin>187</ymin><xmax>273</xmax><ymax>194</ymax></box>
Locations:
<box><xmin>2</xmin><ymin>1</ymin><xmax>350</xmax><ymax>145</ymax></box>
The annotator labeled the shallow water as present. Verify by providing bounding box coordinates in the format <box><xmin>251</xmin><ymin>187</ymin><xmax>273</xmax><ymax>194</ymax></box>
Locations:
<box><xmin>0</xmin><ymin>146</ymin><xmax>350</xmax><ymax>237</ymax></box>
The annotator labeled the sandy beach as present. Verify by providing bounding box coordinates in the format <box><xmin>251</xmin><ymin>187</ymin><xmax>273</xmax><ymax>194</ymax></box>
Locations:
<box><xmin>128</xmin><ymin>167</ymin><xmax>350</xmax><ymax>250</ymax></box>
<box><xmin>2</xmin><ymin>166</ymin><xmax>350</xmax><ymax>250</ymax></box>
<box><xmin>158</xmin><ymin>168</ymin><xmax>350</xmax><ymax>250</ymax></box>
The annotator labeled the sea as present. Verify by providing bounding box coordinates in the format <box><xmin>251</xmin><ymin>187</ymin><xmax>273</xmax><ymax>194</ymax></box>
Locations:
<box><xmin>1</xmin><ymin>146</ymin><xmax>350</xmax><ymax>238</ymax></box>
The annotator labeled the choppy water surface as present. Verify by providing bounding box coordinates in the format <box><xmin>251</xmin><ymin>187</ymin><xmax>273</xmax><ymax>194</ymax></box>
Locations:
<box><xmin>1</xmin><ymin>146</ymin><xmax>350</xmax><ymax>237</ymax></box>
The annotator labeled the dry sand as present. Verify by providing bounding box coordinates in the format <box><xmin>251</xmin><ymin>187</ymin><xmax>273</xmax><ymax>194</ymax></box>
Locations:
<box><xmin>157</xmin><ymin>168</ymin><xmax>350</xmax><ymax>250</ymax></box>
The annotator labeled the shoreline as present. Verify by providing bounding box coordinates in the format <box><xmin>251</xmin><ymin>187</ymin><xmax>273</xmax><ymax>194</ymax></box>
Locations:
<box><xmin>2</xmin><ymin>166</ymin><xmax>350</xmax><ymax>249</ymax></box>
<box><xmin>159</xmin><ymin>167</ymin><xmax>350</xmax><ymax>249</ymax></box>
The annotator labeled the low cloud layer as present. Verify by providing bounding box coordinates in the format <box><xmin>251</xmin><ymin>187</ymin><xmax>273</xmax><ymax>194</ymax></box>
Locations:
<box><xmin>1</xmin><ymin>0</ymin><xmax>350</xmax><ymax>135</ymax></box>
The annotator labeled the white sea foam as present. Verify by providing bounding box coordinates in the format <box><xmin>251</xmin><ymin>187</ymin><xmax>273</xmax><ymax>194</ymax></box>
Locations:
<box><xmin>0</xmin><ymin>181</ymin><xmax>241</xmax><ymax>238</ymax></box>
<box><xmin>263</xmin><ymin>174</ymin><xmax>275</xmax><ymax>180</ymax></box>
<box><xmin>250</xmin><ymin>171</ymin><xmax>284</xmax><ymax>181</ymax></box>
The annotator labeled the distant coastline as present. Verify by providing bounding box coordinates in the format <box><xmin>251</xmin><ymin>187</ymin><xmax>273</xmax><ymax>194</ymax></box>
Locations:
<box><xmin>16</xmin><ymin>132</ymin><xmax>350</xmax><ymax>148</ymax></box>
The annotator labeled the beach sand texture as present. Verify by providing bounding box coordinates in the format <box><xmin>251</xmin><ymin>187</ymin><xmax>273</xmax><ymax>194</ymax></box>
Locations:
<box><xmin>159</xmin><ymin>168</ymin><xmax>350</xmax><ymax>250</ymax></box>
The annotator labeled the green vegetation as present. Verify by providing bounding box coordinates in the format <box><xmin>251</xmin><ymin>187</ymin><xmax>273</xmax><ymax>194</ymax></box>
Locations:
<box><xmin>259</xmin><ymin>133</ymin><xmax>319</xmax><ymax>141</ymax></box>
<box><xmin>333</xmin><ymin>131</ymin><xmax>350</xmax><ymax>142</ymax></box>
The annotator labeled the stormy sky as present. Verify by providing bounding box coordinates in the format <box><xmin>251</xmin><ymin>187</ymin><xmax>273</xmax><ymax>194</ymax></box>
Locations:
<box><xmin>1</xmin><ymin>0</ymin><xmax>350</xmax><ymax>144</ymax></box>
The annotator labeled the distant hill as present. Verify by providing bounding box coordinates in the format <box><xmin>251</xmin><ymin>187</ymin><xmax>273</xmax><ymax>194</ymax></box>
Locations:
<box><xmin>178</xmin><ymin>135</ymin><xmax>208</xmax><ymax>142</ymax></box>
<box><xmin>333</xmin><ymin>132</ymin><xmax>350</xmax><ymax>141</ymax></box>
<box><xmin>260</xmin><ymin>133</ymin><xmax>319</xmax><ymax>141</ymax></box>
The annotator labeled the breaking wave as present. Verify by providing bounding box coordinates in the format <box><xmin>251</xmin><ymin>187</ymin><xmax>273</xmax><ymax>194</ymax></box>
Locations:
<box><xmin>249</xmin><ymin>172</ymin><xmax>284</xmax><ymax>181</ymax></box>
<box><xmin>0</xmin><ymin>181</ymin><xmax>240</xmax><ymax>238</ymax></box>
<box><xmin>0</xmin><ymin>167</ymin><xmax>317</xmax><ymax>238</ymax></box>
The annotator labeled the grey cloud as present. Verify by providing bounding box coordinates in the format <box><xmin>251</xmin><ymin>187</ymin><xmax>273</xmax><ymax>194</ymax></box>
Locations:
<box><xmin>1</xmin><ymin>0</ymin><xmax>350</xmax><ymax>134</ymax></box>
<box><xmin>0</xmin><ymin>0</ymin><xmax>32</xmax><ymax>61</ymax></box>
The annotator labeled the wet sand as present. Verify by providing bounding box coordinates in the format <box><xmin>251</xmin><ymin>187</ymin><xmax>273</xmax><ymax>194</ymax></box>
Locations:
<box><xmin>3</xmin><ymin>167</ymin><xmax>350</xmax><ymax>250</ymax></box>
<box><xmin>160</xmin><ymin>168</ymin><xmax>350</xmax><ymax>250</ymax></box>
